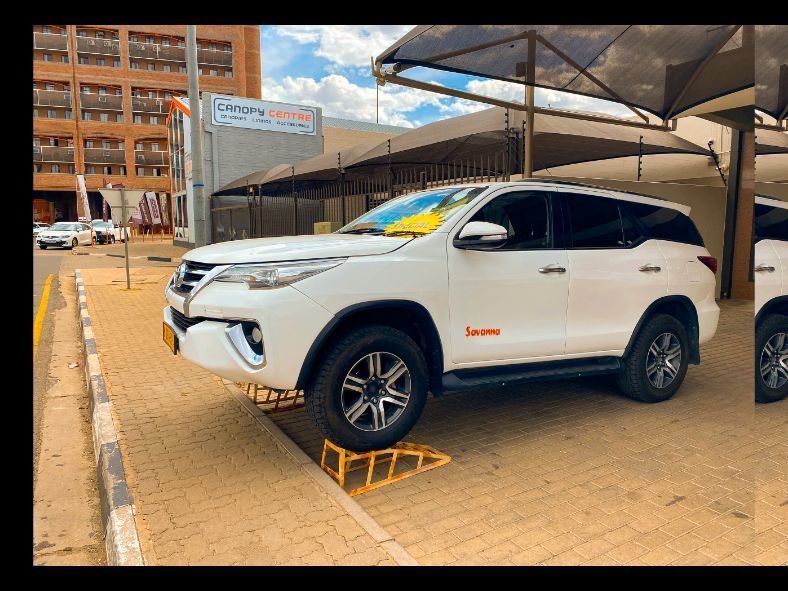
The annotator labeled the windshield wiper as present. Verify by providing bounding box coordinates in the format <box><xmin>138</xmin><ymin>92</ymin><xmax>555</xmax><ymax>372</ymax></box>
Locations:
<box><xmin>337</xmin><ymin>228</ymin><xmax>384</xmax><ymax>235</ymax></box>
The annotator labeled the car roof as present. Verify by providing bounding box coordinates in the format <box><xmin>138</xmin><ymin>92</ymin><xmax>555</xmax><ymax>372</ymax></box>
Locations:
<box><xmin>440</xmin><ymin>180</ymin><xmax>691</xmax><ymax>216</ymax></box>
<box><xmin>756</xmin><ymin>195</ymin><xmax>788</xmax><ymax>210</ymax></box>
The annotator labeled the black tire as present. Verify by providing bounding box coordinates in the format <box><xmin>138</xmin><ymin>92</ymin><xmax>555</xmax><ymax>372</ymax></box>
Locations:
<box><xmin>38</xmin><ymin>245</ymin><xmax>47</xmax><ymax>250</ymax></box>
<box><xmin>110</xmin><ymin>235</ymin><xmax>116</xmax><ymax>244</ymax></box>
<box><xmin>755</xmin><ymin>314</ymin><xmax>788</xmax><ymax>403</ymax></box>
<box><xmin>305</xmin><ymin>325</ymin><xmax>429</xmax><ymax>452</ymax></box>
<box><xmin>69</xmin><ymin>238</ymin><xmax>78</xmax><ymax>250</ymax></box>
<box><xmin>616</xmin><ymin>313</ymin><xmax>689</xmax><ymax>403</ymax></box>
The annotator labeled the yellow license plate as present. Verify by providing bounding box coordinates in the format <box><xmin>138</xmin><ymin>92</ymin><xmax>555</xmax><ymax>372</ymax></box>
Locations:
<box><xmin>163</xmin><ymin>322</ymin><xmax>178</xmax><ymax>355</ymax></box>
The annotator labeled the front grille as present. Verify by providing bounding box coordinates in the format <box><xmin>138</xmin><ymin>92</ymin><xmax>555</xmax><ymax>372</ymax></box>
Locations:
<box><xmin>172</xmin><ymin>260</ymin><xmax>217</xmax><ymax>295</ymax></box>
<box><xmin>170</xmin><ymin>307</ymin><xmax>204</xmax><ymax>332</ymax></box>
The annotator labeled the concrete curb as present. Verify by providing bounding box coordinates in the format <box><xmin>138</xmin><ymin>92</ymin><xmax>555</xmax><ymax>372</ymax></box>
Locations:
<box><xmin>72</xmin><ymin>249</ymin><xmax>179</xmax><ymax>263</ymax></box>
<box><xmin>222</xmin><ymin>380</ymin><xmax>419</xmax><ymax>566</ymax></box>
<box><xmin>75</xmin><ymin>270</ymin><xmax>145</xmax><ymax>566</ymax></box>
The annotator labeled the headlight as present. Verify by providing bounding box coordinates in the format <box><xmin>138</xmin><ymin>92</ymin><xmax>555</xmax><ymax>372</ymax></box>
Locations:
<box><xmin>214</xmin><ymin>258</ymin><xmax>346</xmax><ymax>290</ymax></box>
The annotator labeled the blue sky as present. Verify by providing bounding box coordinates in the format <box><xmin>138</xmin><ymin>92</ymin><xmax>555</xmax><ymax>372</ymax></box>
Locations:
<box><xmin>259</xmin><ymin>25</ymin><xmax>633</xmax><ymax>129</ymax></box>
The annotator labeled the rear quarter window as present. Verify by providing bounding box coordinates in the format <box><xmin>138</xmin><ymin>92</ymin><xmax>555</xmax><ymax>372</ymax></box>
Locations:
<box><xmin>623</xmin><ymin>201</ymin><xmax>704</xmax><ymax>247</ymax></box>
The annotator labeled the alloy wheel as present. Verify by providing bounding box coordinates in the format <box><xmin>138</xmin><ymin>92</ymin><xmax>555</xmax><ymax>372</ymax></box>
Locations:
<box><xmin>341</xmin><ymin>352</ymin><xmax>411</xmax><ymax>432</ymax></box>
<box><xmin>760</xmin><ymin>332</ymin><xmax>788</xmax><ymax>390</ymax></box>
<box><xmin>646</xmin><ymin>332</ymin><xmax>682</xmax><ymax>389</ymax></box>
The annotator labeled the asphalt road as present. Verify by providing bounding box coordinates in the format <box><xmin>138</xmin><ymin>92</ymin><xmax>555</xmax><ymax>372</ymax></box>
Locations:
<box><xmin>33</xmin><ymin>244</ymin><xmax>68</xmax><ymax>475</ymax></box>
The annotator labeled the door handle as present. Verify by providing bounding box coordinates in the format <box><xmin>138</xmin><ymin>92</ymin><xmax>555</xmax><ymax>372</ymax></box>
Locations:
<box><xmin>754</xmin><ymin>264</ymin><xmax>776</xmax><ymax>273</ymax></box>
<box><xmin>538</xmin><ymin>264</ymin><xmax>566</xmax><ymax>274</ymax></box>
<box><xmin>639</xmin><ymin>264</ymin><xmax>662</xmax><ymax>273</ymax></box>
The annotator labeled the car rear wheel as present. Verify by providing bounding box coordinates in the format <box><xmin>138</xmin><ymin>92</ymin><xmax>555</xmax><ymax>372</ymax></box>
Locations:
<box><xmin>756</xmin><ymin>314</ymin><xmax>788</xmax><ymax>403</ymax></box>
<box><xmin>305</xmin><ymin>325</ymin><xmax>429</xmax><ymax>451</ymax></box>
<box><xmin>110</xmin><ymin>235</ymin><xmax>116</xmax><ymax>244</ymax></box>
<box><xmin>616</xmin><ymin>313</ymin><xmax>689</xmax><ymax>403</ymax></box>
<box><xmin>69</xmin><ymin>238</ymin><xmax>78</xmax><ymax>249</ymax></box>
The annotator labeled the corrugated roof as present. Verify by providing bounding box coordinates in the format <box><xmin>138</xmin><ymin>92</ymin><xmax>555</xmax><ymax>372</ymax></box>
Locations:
<box><xmin>323</xmin><ymin>116</ymin><xmax>411</xmax><ymax>135</ymax></box>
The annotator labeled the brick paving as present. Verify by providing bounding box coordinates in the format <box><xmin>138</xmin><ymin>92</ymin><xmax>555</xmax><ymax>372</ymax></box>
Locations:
<box><xmin>80</xmin><ymin>267</ymin><xmax>397</xmax><ymax>565</ymax></box>
<box><xmin>272</xmin><ymin>300</ymin><xmax>787</xmax><ymax>565</ymax></box>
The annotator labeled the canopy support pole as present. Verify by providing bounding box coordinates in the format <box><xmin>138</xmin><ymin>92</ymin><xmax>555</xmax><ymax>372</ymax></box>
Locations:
<box><xmin>523</xmin><ymin>32</ymin><xmax>536</xmax><ymax>178</ymax></box>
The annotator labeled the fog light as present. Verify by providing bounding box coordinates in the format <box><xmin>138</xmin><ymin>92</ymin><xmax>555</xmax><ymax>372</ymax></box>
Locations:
<box><xmin>226</xmin><ymin>322</ymin><xmax>265</xmax><ymax>368</ymax></box>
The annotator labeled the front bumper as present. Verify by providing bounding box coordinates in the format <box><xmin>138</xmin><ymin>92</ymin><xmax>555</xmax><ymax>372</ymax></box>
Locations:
<box><xmin>164</xmin><ymin>281</ymin><xmax>334</xmax><ymax>389</ymax></box>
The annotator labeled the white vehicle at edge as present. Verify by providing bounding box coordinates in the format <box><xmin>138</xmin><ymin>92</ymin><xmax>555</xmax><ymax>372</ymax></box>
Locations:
<box><xmin>37</xmin><ymin>221</ymin><xmax>92</xmax><ymax>250</ymax></box>
<box><xmin>33</xmin><ymin>222</ymin><xmax>50</xmax><ymax>237</ymax></box>
<box><xmin>753</xmin><ymin>195</ymin><xmax>788</xmax><ymax>403</ymax></box>
<box><xmin>163</xmin><ymin>180</ymin><xmax>720</xmax><ymax>450</ymax></box>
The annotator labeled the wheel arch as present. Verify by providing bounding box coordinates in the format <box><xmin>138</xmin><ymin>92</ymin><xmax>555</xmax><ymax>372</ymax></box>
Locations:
<box><xmin>624</xmin><ymin>296</ymin><xmax>701</xmax><ymax>365</ymax></box>
<box><xmin>295</xmin><ymin>300</ymin><xmax>444</xmax><ymax>395</ymax></box>
<box><xmin>755</xmin><ymin>296</ymin><xmax>788</xmax><ymax>328</ymax></box>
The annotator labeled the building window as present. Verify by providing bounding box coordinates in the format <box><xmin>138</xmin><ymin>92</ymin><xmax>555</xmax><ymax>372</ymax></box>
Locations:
<box><xmin>96</xmin><ymin>31</ymin><xmax>105</xmax><ymax>39</ymax></box>
<box><xmin>83</xmin><ymin>112</ymin><xmax>92</xmax><ymax>120</ymax></box>
<box><xmin>133</xmin><ymin>114</ymin><xmax>142</xmax><ymax>124</ymax></box>
<box><xmin>130</xmin><ymin>62</ymin><xmax>139</xmax><ymax>70</ymax></box>
<box><xmin>163</xmin><ymin>64</ymin><xmax>171</xmax><ymax>72</ymax></box>
<box><xmin>42</xmin><ymin>26</ymin><xmax>51</xmax><ymax>34</ymax></box>
<box><xmin>77</xmin><ymin>30</ymin><xmax>87</xmax><ymax>37</ymax></box>
<box><xmin>47</xmin><ymin>109</ymin><xmax>56</xmax><ymax>118</ymax></box>
<box><xmin>68</xmin><ymin>165</ymin><xmax>76</xmax><ymax>174</ymax></box>
<box><xmin>153</xmin><ymin>168</ymin><xmax>161</xmax><ymax>177</ymax></box>
<box><xmin>135</xmin><ymin>142</ymin><xmax>143</xmax><ymax>150</ymax></box>
<box><xmin>147</xmin><ymin>63</ymin><xmax>156</xmax><ymax>71</ymax></box>
<box><xmin>113</xmin><ymin>59</ymin><xmax>120</xmax><ymax>68</ymax></box>
<box><xmin>130</xmin><ymin>36</ymin><xmax>138</xmax><ymax>43</ymax></box>
<box><xmin>79</xmin><ymin>56</ymin><xmax>89</xmax><ymax>65</ymax></box>
<box><xmin>33</xmin><ymin>137</ymin><xmax>41</xmax><ymax>147</ymax></box>
<box><xmin>100</xmin><ymin>113</ymin><xmax>109</xmax><ymax>122</ymax></box>
<box><xmin>150</xmin><ymin>116</ymin><xmax>158</xmax><ymax>125</ymax></box>
<box><xmin>98</xmin><ymin>87</ymin><xmax>107</xmax><ymax>95</ymax></box>
<box><xmin>117</xmin><ymin>114</ymin><xmax>124</xmax><ymax>123</ymax></box>
<box><xmin>34</xmin><ymin>164</ymin><xmax>43</xmax><ymax>173</ymax></box>
<box><xmin>162</xmin><ymin>38</ymin><xmax>169</xmax><ymax>46</ymax></box>
<box><xmin>115</xmin><ymin>88</ymin><xmax>122</xmax><ymax>95</ymax></box>
<box><xmin>164</xmin><ymin>92</ymin><xmax>172</xmax><ymax>100</ymax></box>
<box><xmin>103</xmin><ymin>166</ymin><xmax>112</xmax><ymax>175</ymax></box>
<box><xmin>151</xmin><ymin>143</ymin><xmax>159</xmax><ymax>152</ymax></box>
<box><xmin>61</xmin><ymin>55</ymin><xmax>69</xmax><ymax>64</ymax></box>
<box><xmin>146</xmin><ymin>36</ymin><xmax>154</xmax><ymax>44</ymax></box>
<box><xmin>45</xmin><ymin>83</ymin><xmax>55</xmax><ymax>91</ymax></box>
<box><xmin>85</xmin><ymin>140</ymin><xmax>94</xmax><ymax>148</ymax></box>
<box><xmin>178</xmin><ymin>65</ymin><xmax>186</xmax><ymax>73</ymax></box>
<box><xmin>33</xmin><ymin>109</ymin><xmax>39</xmax><ymax>118</ymax></box>
<box><xmin>225</xmin><ymin>70</ymin><xmax>233</xmax><ymax>78</ymax></box>
<box><xmin>65</xmin><ymin>110</ymin><xmax>72</xmax><ymax>119</ymax></box>
<box><xmin>198</xmin><ymin>68</ymin><xmax>203</xmax><ymax>75</ymax></box>
<box><xmin>86</xmin><ymin>165</ymin><xmax>95</xmax><ymax>174</ymax></box>
<box><xmin>120</xmin><ymin>166</ymin><xmax>126</xmax><ymax>175</ymax></box>
<box><xmin>52</xmin><ymin>164</ymin><xmax>60</xmax><ymax>173</ymax></box>
<box><xmin>210</xmin><ymin>69</ymin><xmax>218</xmax><ymax>77</ymax></box>
<box><xmin>102</xmin><ymin>140</ymin><xmax>111</xmax><ymax>149</ymax></box>
<box><xmin>137</xmin><ymin>167</ymin><xmax>144</xmax><ymax>176</ymax></box>
<box><xmin>43</xmin><ymin>53</ymin><xmax>53</xmax><ymax>62</ymax></box>
<box><xmin>97</xmin><ymin>58</ymin><xmax>105</xmax><ymax>66</ymax></box>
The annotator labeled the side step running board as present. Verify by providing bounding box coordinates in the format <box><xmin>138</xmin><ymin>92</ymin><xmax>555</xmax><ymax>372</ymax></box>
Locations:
<box><xmin>442</xmin><ymin>357</ymin><xmax>622</xmax><ymax>392</ymax></box>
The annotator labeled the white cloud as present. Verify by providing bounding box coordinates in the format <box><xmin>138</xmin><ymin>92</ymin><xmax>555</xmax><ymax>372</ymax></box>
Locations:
<box><xmin>263</xmin><ymin>74</ymin><xmax>447</xmax><ymax>128</ymax></box>
<box><xmin>274</xmin><ymin>25</ymin><xmax>414</xmax><ymax>69</ymax></box>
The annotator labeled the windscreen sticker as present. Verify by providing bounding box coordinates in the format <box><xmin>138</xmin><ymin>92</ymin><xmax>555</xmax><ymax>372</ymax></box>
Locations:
<box><xmin>383</xmin><ymin>211</ymin><xmax>444</xmax><ymax>236</ymax></box>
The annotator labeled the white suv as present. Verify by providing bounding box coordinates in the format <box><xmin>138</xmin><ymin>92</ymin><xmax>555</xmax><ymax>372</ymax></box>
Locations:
<box><xmin>754</xmin><ymin>195</ymin><xmax>788</xmax><ymax>403</ymax></box>
<box><xmin>164</xmin><ymin>180</ymin><xmax>720</xmax><ymax>450</ymax></box>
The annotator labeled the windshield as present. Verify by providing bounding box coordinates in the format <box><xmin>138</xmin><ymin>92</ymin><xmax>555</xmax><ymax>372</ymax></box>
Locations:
<box><xmin>92</xmin><ymin>221</ymin><xmax>109</xmax><ymax>229</ymax></box>
<box><xmin>338</xmin><ymin>186</ymin><xmax>487</xmax><ymax>236</ymax></box>
<box><xmin>49</xmin><ymin>223</ymin><xmax>79</xmax><ymax>231</ymax></box>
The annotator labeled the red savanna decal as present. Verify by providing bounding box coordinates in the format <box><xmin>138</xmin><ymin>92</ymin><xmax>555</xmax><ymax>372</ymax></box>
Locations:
<box><xmin>465</xmin><ymin>326</ymin><xmax>501</xmax><ymax>337</ymax></box>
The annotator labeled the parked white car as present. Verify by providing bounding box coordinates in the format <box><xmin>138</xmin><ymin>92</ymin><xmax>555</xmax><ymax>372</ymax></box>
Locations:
<box><xmin>37</xmin><ymin>222</ymin><xmax>92</xmax><ymax>250</ymax></box>
<box><xmin>91</xmin><ymin>219</ymin><xmax>127</xmax><ymax>244</ymax></box>
<box><xmin>33</xmin><ymin>222</ymin><xmax>50</xmax><ymax>237</ymax></box>
<box><xmin>163</xmin><ymin>180</ymin><xmax>720</xmax><ymax>450</ymax></box>
<box><xmin>754</xmin><ymin>195</ymin><xmax>788</xmax><ymax>403</ymax></box>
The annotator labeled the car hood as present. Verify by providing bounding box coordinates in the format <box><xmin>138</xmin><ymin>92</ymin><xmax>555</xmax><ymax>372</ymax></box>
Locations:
<box><xmin>40</xmin><ymin>230</ymin><xmax>76</xmax><ymax>237</ymax></box>
<box><xmin>184</xmin><ymin>233</ymin><xmax>412</xmax><ymax>265</ymax></box>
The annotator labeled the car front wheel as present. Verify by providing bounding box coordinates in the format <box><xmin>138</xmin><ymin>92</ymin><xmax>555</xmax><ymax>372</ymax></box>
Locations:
<box><xmin>756</xmin><ymin>314</ymin><xmax>788</xmax><ymax>403</ymax></box>
<box><xmin>69</xmin><ymin>238</ymin><xmax>78</xmax><ymax>249</ymax></box>
<box><xmin>616</xmin><ymin>313</ymin><xmax>689</xmax><ymax>403</ymax></box>
<box><xmin>305</xmin><ymin>325</ymin><xmax>429</xmax><ymax>452</ymax></box>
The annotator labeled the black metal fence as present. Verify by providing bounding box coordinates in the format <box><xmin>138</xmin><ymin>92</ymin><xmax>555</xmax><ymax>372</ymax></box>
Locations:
<box><xmin>211</xmin><ymin>127</ymin><xmax>525</xmax><ymax>243</ymax></box>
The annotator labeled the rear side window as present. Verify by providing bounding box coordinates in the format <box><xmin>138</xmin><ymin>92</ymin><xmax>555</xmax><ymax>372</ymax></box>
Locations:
<box><xmin>754</xmin><ymin>203</ymin><xmax>788</xmax><ymax>242</ymax></box>
<box><xmin>565</xmin><ymin>193</ymin><xmax>626</xmax><ymax>248</ymax></box>
<box><xmin>624</xmin><ymin>201</ymin><xmax>704</xmax><ymax>247</ymax></box>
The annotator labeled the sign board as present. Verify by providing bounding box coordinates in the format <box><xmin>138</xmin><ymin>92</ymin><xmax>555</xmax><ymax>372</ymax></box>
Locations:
<box><xmin>145</xmin><ymin>191</ymin><xmax>163</xmax><ymax>225</ymax></box>
<box><xmin>211</xmin><ymin>95</ymin><xmax>316</xmax><ymax>135</ymax></box>
<box><xmin>76</xmin><ymin>174</ymin><xmax>92</xmax><ymax>220</ymax></box>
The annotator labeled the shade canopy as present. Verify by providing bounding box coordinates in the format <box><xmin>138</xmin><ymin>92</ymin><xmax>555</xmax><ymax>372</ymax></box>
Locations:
<box><xmin>755</xmin><ymin>128</ymin><xmax>788</xmax><ymax>156</ymax></box>
<box><xmin>755</xmin><ymin>25</ymin><xmax>788</xmax><ymax>120</ymax></box>
<box><xmin>216</xmin><ymin>107</ymin><xmax>709</xmax><ymax>195</ymax></box>
<box><xmin>376</xmin><ymin>25</ymin><xmax>751</xmax><ymax>121</ymax></box>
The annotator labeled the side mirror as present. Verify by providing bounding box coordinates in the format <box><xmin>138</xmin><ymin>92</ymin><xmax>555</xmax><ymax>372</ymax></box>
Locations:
<box><xmin>453</xmin><ymin>221</ymin><xmax>508</xmax><ymax>249</ymax></box>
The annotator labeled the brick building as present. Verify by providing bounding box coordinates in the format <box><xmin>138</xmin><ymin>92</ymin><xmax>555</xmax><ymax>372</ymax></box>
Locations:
<box><xmin>32</xmin><ymin>24</ymin><xmax>261</xmax><ymax>224</ymax></box>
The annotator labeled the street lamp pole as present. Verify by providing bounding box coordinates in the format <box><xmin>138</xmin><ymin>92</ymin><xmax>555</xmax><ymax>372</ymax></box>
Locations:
<box><xmin>186</xmin><ymin>25</ymin><xmax>209</xmax><ymax>247</ymax></box>
<box><xmin>121</xmin><ymin>187</ymin><xmax>130</xmax><ymax>289</ymax></box>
